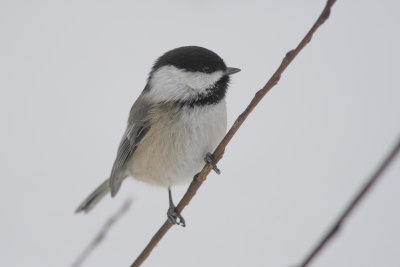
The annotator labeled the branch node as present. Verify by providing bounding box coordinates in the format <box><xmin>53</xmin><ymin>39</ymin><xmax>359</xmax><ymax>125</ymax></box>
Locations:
<box><xmin>237</xmin><ymin>113</ymin><xmax>246</xmax><ymax>124</ymax></box>
<box><xmin>321</xmin><ymin>9</ymin><xmax>331</xmax><ymax>21</ymax></box>
<box><xmin>285</xmin><ymin>49</ymin><xmax>295</xmax><ymax>60</ymax></box>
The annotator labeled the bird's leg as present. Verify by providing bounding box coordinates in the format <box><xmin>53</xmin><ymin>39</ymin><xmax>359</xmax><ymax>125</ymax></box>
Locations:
<box><xmin>205</xmin><ymin>152</ymin><xmax>221</xmax><ymax>174</ymax></box>
<box><xmin>167</xmin><ymin>187</ymin><xmax>186</xmax><ymax>227</ymax></box>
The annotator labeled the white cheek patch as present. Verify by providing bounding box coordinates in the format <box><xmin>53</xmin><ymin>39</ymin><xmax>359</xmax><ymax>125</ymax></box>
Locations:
<box><xmin>146</xmin><ymin>65</ymin><xmax>224</xmax><ymax>103</ymax></box>
<box><xmin>183</xmin><ymin>70</ymin><xmax>224</xmax><ymax>91</ymax></box>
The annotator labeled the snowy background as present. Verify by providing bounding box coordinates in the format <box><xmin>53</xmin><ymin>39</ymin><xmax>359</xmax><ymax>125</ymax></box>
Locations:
<box><xmin>1</xmin><ymin>1</ymin><xmax>399</xmax><ymax>266</ymax></box>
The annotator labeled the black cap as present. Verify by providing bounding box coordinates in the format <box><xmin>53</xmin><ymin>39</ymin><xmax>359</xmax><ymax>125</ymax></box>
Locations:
<box><xmin>152</xmin><ymin>46</ymin><xmax>227</xmax><ymax>74</ymax></box>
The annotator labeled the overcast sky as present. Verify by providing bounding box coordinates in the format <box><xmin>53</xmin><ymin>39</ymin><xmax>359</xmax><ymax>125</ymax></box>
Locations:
<box><xmin>1</xmin><ymin>1</ymin><xmax>399</xmax><ymax>267</ymax></box>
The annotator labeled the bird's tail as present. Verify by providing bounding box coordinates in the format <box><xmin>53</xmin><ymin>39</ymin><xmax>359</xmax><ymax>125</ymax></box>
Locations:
<box><xmin>75</xmin><ymin>179</ymin><xmax>110</xmax><ymax>213</ymax></box>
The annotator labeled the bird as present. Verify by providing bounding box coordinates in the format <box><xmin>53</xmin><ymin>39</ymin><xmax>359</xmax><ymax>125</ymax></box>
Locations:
<box><xmin>75</xmin><ymin>46</ymin><xmax>240</xmax><ymax>226</ymax></box>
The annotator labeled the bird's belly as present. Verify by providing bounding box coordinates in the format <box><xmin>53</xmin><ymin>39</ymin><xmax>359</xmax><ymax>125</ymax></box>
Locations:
<box><xmin>127</xmin><ymin>101</ymin><xmax>227</xmax><ymax>187</ymax></box>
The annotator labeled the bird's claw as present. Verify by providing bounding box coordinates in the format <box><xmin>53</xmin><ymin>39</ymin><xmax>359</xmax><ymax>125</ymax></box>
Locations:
<box><xmin>205</xmin><ymin>152</ymin><xmax>221</xmax><ymax>174</ymax></box>
<box><xmin>167</xmin><ymin>206</ymin><xmax>186</xmax><ymax>227</ymax></box>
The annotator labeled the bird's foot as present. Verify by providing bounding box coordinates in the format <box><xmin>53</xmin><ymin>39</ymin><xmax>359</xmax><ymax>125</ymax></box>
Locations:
<box><xmin>167</xmin><ymin>205</ymin><xmax>186</xmax><ymax>227</ymax></box>
<box><xmin>205</xmin><ymin>152</ymin><xmax>221</xmax><ymax>174</ymax></box>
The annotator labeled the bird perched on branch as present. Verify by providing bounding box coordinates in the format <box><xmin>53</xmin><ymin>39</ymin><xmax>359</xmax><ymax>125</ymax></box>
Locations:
<box><xmin>75</xmin><ymin>46</ymin><xmax>240</xmax><ymax>226</ymax></box>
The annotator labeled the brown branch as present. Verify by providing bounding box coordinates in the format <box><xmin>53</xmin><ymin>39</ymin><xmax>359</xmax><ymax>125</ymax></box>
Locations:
<box><xmin>131</xmin><ymin>1</ymin><xmax>337</xmax><ymax>266</ymax></box>
<box><xmin>71</xmin><ymin>198</ymin><xmax>133</xmax><ymax>267</ymax></box>
<box><xmin>299</xmin><ymin>137</ymin><xmax>400</xmax><ymax>267</ymax></box>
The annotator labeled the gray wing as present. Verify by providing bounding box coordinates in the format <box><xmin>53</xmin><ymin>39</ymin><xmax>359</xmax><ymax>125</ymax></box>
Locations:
<box><xmin>109</xmin><ymin>93</ymin><xmax>152</xmax><ymax>197</ymax></box>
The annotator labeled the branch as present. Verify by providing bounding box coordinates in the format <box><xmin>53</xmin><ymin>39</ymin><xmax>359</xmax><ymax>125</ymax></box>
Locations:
<box><xmin>299</xmin><ymin>137</ymin><xmax>400</xmax><ymax>267</ymax></box>
<box><xmin>71</xmin><ymin>198</ymin><xmax>133</xmax><ymax>267</ymax></box>
<box><xmin>131</xmin><ymin>1</ymin><xmax>337</xmax><ymax>266</ymax></box>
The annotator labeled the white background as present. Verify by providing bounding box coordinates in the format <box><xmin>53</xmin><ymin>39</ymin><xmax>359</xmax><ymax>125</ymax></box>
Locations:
<box><xmin>1</xmin><ymin>1</ymin><xmax>399</xmax><ymax>266</ymax></box>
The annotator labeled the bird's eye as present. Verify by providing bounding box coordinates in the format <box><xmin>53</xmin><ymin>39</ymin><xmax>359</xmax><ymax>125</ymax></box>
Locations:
<box><xmin>202</xmin><ymin>66</ymin><xmax>212</xmax><ymax>73</ymax></box>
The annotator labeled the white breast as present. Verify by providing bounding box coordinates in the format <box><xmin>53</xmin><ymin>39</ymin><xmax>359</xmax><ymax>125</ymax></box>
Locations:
<box><xmin>127</xmin><ymin>101</ymin><xmax>227</xmax><ymax>187</ymax></box>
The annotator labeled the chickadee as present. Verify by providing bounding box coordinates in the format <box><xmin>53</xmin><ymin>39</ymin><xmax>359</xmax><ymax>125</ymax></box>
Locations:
<box><xmin>75</xmin><ymin>46</ymin><xmax>240</xmax><ymax>226</ymax></box>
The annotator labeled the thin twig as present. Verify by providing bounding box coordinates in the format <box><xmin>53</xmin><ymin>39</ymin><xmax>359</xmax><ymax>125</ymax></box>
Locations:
<box><xmin>131</xmin><ymin>1</ymin><xmax>337</xmax><ymax>266</ymax></box>
<box><xmin>299</xmin><ymin>137</ymin><xmax>400</xmax><ymax>267</ymax></box>
<box><xmin>71</xmin><ymin>198</ymin><xmax>133</xmax><ymax>267</ymax></box>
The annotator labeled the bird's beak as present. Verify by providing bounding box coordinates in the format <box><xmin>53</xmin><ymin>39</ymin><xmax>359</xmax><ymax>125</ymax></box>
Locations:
<box><xmin>226</xmin><ymin>67</ymin><xmax>241</xmax><ymax>75</ymax></box>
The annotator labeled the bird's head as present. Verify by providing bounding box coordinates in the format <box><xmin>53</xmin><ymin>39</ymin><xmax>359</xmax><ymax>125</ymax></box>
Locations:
<box><xmin>144</xmin><ymin>46</ymin><xmax>240</xmax><ymax>106</ymax></box>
